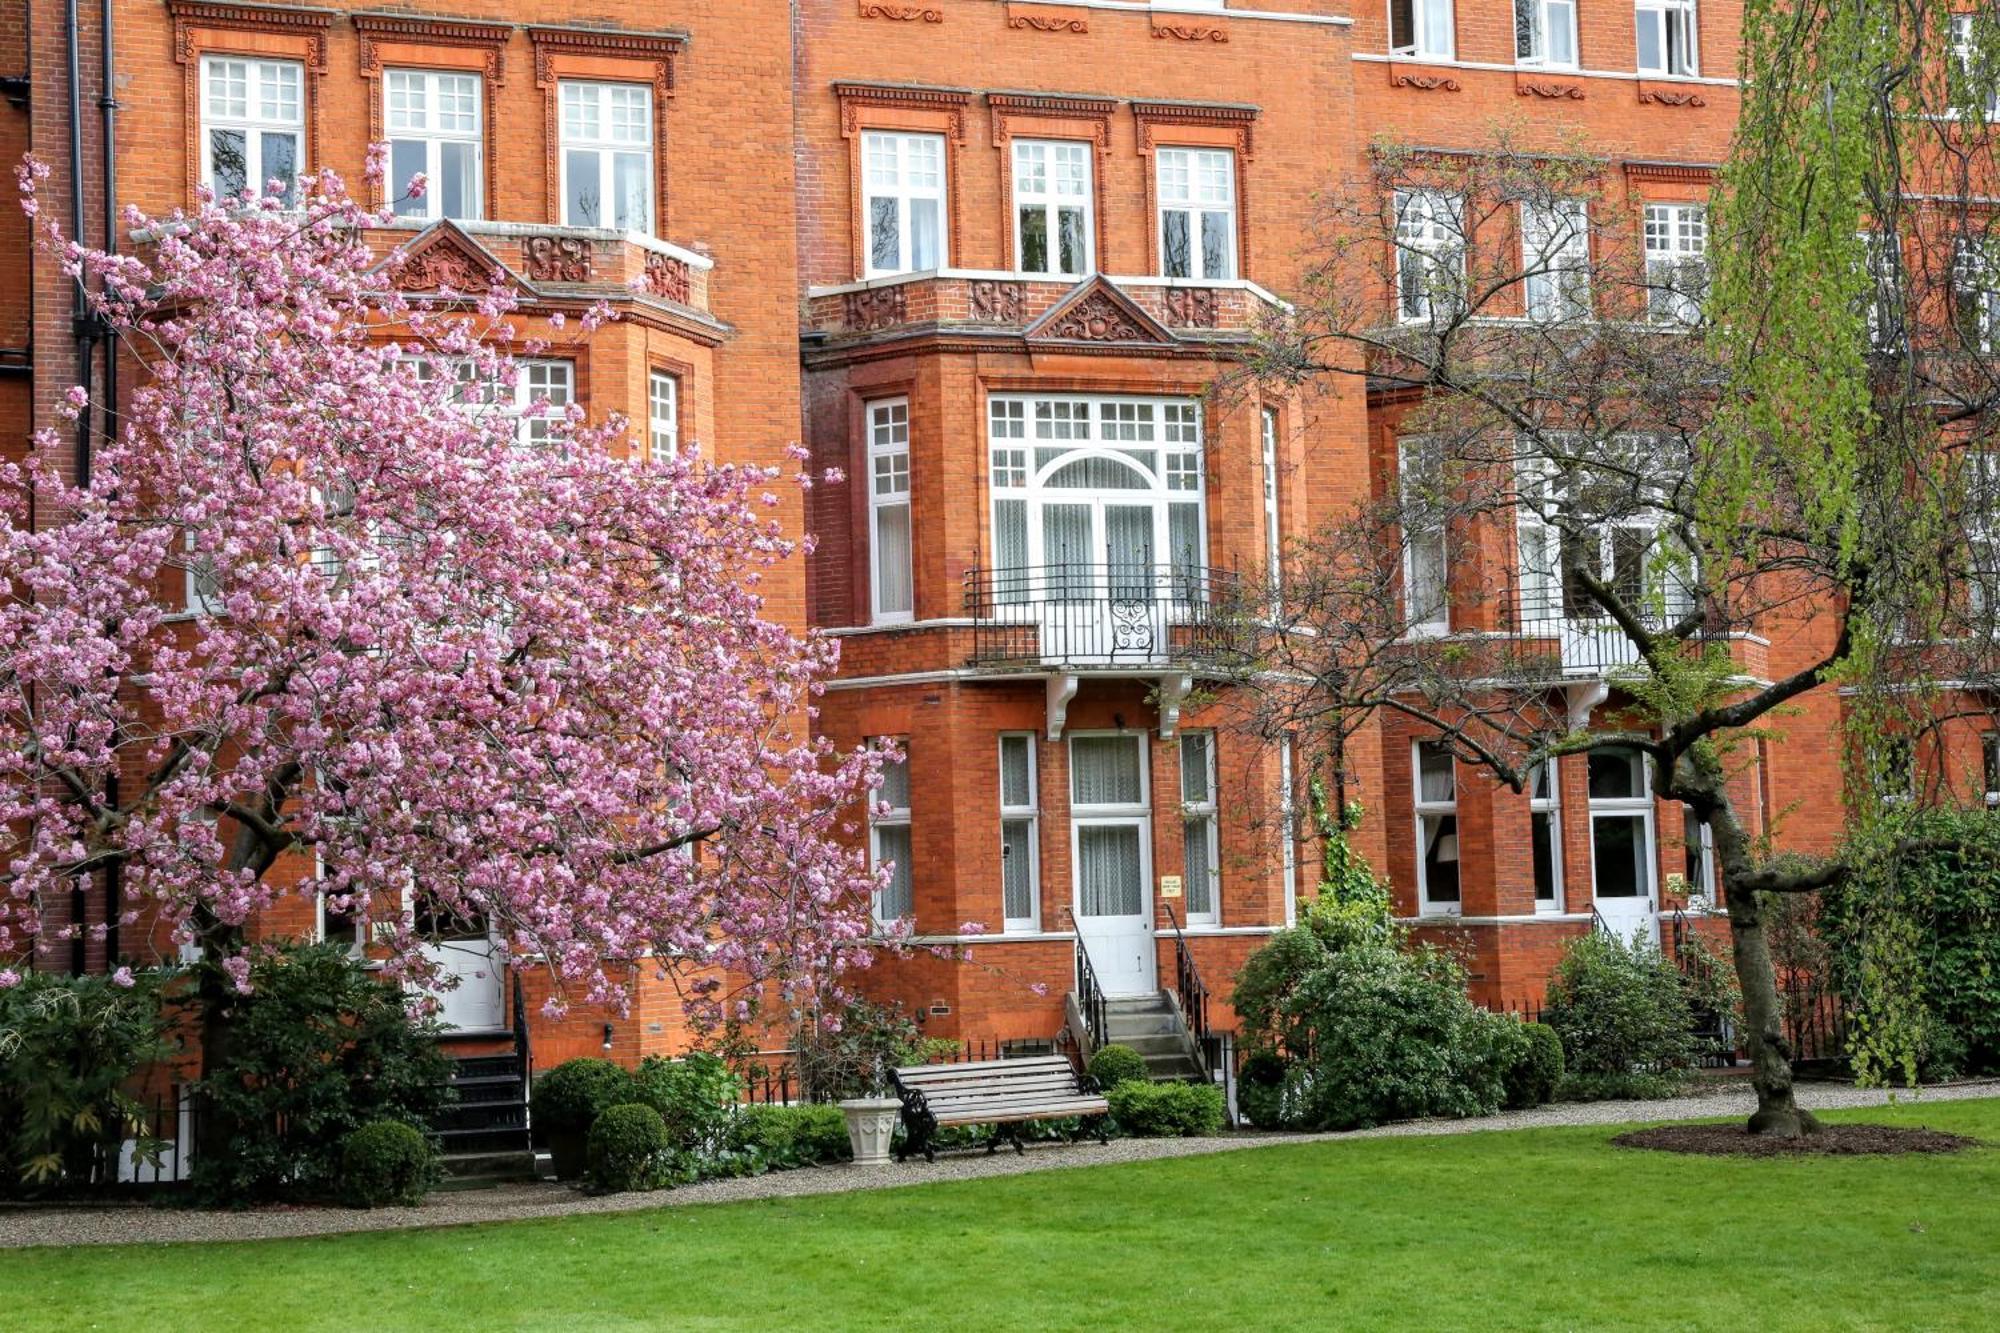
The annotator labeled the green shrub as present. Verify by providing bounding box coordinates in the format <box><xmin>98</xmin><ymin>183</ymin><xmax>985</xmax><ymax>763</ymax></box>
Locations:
<box><xmin>1502</xmin><ymin>1022</ymin><xmax>1566</xmax><ymax>1110</ymax></box>
<box><xmin>531</xmin><ymin>1058</ymin><xmax>636</xmax><ymax>1140</ymax></box>
<box><xmin>586</xmin><ymin>1103</ymin><xmax>670</xmax><ymax>1193</ymax></box>
<box><xmin>1086</xmin><ymin>1044</ymin><xmax>1151</xmax><ymax>1089</ymax></box>
<box><xmin>337</xmin><ymin>1120</ymin><xmax>438</xmax><ymax>1208</ymax></box>
<box><xmin>1235</xmin><ymin>1049</ymin><xmax>1290</xmax><ymax>1130</ymax></box>
<box><xmin>0</xmin><ymin>968</ymin><xmax>175</xmax><ymax>1197</ymax></box>
<box><xmin>632</xmin><ymin>1052</ymin><xmax>739</xmax><ymax>1158</ymax></box>
<box><xmin>1107</xmin><ymin>1081</ymin><xmax>1224</xmax><ymax>1137</ymax></box>
<box><xmin>1279</xmin><ymin>941</ymin><xmax>1509</xmax><ymax>1131</ymax></box>
<box><xmin>1231</xmin><ymin>927</ymin><xmax>1335</xmax><ymax>1054</ymax></box>
<box><xmin>728</xmin><ymin>1103</ymin><xmax>852</xmax><ymax>1169</ymax></box>
<box><xmin>1821</xmin><ymin>808</ymin><xmax>2000</xmax><ymax>1079</ymax></box>
<box><xmin>189</xmin><ymin>942</ymin><xmax>452</xmax><ymax>1206</ymax></box>
<box><xmin>1541</xmin><ymin>932</ymin><xmax>1696</xmax><ymax>1100</ymax></box>
<box><xmin>1558</xmin><ymin>1070</ymin><xmax>1684</xmax><ymax>1103</ymax></box>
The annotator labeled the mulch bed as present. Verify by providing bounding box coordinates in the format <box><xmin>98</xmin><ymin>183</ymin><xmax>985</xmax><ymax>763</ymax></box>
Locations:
<box><xmin>1612</xmin><ymin>1123</ymin><xmax>1982</xmax><ymax>1158</ymax></box>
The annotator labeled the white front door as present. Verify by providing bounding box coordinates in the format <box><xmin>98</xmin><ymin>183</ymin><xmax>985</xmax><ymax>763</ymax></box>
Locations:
<box><xmin>414</xmin><ymin>893</ymin><xmax>507</xmax><ymax>1032</ymax></box>
<box><xmin>1588</xmin><ymin>748</ymin><xmax>1660</xmax><ymax>946</ymax></box>
<box><xmin>1070</xmin><ymin>733</ymin><xmax>1157</xmax><ymax>997</ymax></box>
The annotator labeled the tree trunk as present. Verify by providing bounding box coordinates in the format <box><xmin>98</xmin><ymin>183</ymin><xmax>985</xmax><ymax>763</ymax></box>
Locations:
<box><xmin>1679</xmin><ymin>749</ymin><xmax>1821</xmax><ymax>1137</ymax></box>
<box><xmin>1722</xmin><ymin>888</ymin><xmax>1821</xmax><ymax>1136</ymax></box>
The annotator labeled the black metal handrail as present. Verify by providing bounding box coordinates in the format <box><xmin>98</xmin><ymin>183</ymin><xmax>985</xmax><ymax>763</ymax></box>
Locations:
<box><xmin>511</xmin><ymin>969</ymin><xmax>532</xmax><ymax>1095</ymax></box>
<box><xmin>1162</xmin><ymin>902</ymin><xmax>1213</xmax><ymax>1083</ymax></box>
<box><xmin>1066</xmin><ymin>911</ymin><xmax>1109</xmax><ymax>1059</ymax></box>
<box><xmin>963</xmin><ymin>562</ymin><xmax>1246</xmax><ymax>670</ymax></box>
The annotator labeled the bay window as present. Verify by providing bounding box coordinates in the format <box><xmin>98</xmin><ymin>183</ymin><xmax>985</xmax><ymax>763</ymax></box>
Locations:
<box><xmin>863</xmin><ymin>132</ymin><xmax>947</xmax><ymax>277</ymax></box>
<box><xmin>560</xmin><ymin>81</ymin><xmax>654</xmax><ymax>234</ymax></box>
<box><xmin>1414</xmin><ymin>741</ymin><xmax>1461</xmax><ymax>912</ymax></box>
<box><xmin>869</xmin><ymin>399</ymin><xmax>914</xmax><ymax>623</ymax></box>
<box><xmin>1400</xmin><ymin>438</ymin><xmax>1449</xmax><ymax>634</ymax></box>
<box><xmin>385</xmin><ymin>69</ymin><xmax>482</xmax><ymax>220</ymax></box>
<box><xmin>1014</xmin><ymin>140</ymin><xmax>1093</xmax><ymax>278</ymax></box>
<box><xmin>200</xmin><ymin>56</ymin><xmax>303</xmax><ymax>203</ymax></box>
<box><xmin>1157</xmin><ymin>148</ymin><xmax>1237</xmax><ymax>281</ymax></box>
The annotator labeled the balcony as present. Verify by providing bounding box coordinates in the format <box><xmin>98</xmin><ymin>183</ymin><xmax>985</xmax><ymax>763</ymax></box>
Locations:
<box><xmin>963</xmin><ymin>563</ymin><xmax>1246</xmax><ymax>673</ymax></box>
<box><xmin>802</xmin><ymin>271</ymin><xmax>1285</xmax><ymax>356</ymax></box>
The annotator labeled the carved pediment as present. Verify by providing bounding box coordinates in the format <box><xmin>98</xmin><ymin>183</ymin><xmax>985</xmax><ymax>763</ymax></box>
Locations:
<box><xmin>380</xmin><ymin>221</ymin><xmax>521</xmax><ymax>299</ymax></box>
<box><xmin>1024</xmin><ymin>278</ymin><xmax>1176</xmax><ymax>346</ymax></box>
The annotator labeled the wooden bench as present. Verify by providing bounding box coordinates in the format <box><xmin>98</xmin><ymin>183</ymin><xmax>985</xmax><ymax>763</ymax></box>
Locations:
<box><xmin>890</xmin><ymin>1055</ymin><xmax>1110</xmax><ymax>1162</ymax></box>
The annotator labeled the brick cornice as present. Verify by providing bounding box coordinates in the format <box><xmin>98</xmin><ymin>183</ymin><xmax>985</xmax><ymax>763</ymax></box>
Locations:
<box><xmin>1130</xmin><ymin>99</ymin><xmax>1259</xmax><ymax>159</ymax></box>
<box><xmin>986</xmin><ymin>90</ymin><xmax>1119</xmax><ymax>120</ymax></box>
<box><xmin>166</xmin><ymin>0</ymin><xmax>334</xmax><ymax>50</ymax></box>
<box><xmin>1623</xmin><ymin>160</ymin><xmax>1719</xmax><ymax>183</ymax></box>
<box><xmin>833</xmin><ymin>81</ymin><xmax>973</xmax><ymax>140</ymax></box>
<box><xmin>526</xmin><ymin>24</ymin><xmax>688</xmax><ymax>91</ymax></box>
<box><xmin>352</xmin><ymin>13</ymin><xmax>513</xmax><ymax>78</ymax></box>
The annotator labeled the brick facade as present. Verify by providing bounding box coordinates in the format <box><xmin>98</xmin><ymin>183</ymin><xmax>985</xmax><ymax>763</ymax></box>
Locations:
<box><xmin>1</xmin><ymin>0</ymin><xmax>1918</xmax><ymax>1065</ymax></box>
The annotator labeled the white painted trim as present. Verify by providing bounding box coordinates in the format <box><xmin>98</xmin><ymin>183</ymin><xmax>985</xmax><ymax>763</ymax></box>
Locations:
<box><xmin>901</xmin><ymin>931</ymin><xmax>1077</xmax><ymax>945</ymax></box>
<box><xmin>1399</xmin><ymin>913</ymin><xmax>1595</xmax><ymax>925</ymax></box>
<box><xmin>1005</xmin><ymin>0</ymin><xmax>1352</xmax><ymax>26</ymax></box>
<box><xmin>1355</xmin><ymin>50</ymin><xmax>1738</xmax><ymax>88</ymax></box>
<box><xmin>824</xmin><ymin>617</ymin><xmax>977</xmax><ymax>636</ymax></box>
<box><xmin>822</xmin><ymin>669</ymin><xmax>973</xmax><ymax>691</ymax></box>
<box><xmin>383</xmin><ymin>216</ymin><xmax>716</xmax><ymax>270</ymax></box>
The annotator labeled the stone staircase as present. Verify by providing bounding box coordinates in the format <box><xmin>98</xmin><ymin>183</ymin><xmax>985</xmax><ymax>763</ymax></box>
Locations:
<box><xmin>430</xmin><ymin>1048</ymin><xmax>539</xmax><ymax>1186</ymax></box>
<box><xmin>1100</xmin><ymin>993</ymin><xmax>1207</xmax><ymax>1083</ymax></box>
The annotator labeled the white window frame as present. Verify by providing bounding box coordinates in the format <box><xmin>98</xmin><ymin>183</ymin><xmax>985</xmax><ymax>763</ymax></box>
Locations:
<box><xmin>868</xmin><ymin>398</ymin><xmax>914</xmax><ymax>624</ymax></box>
<box><xmin>872</xmin><ymin>745</ymin><xmax>913</xmax><ymax>927</ymax></box>
<box><xmin>1279</xmin><ymin>737</ymin><xmax>1299</xmax><ymax>925</ymax></box>
<box><xmin>198</xmin><ymin>55</ymin><xmax>304</xmax><ymax>203</ymax></box>
<box><xmin>862</xmin><ymin>131</ymin><xmax>948</xmax><ymax>278</ymax></box>
<box><xmin>1680</xmin><ymin>804</ymin><xmax>1717</xmax><ymax>903</ymax></box>
<box><xmin>1588</xmin><ymin>747</ymin><xmax>1657</xmax><ymax>905</ymax></box>
<box><xmin>999</xmin><ymin>733</ymin><xmax>1042</xmax><ymax>933</ymax></box>
<box><xmin>1861</xmin><ymin>230</ymin><xmax>1905</xmax><ymax>353</ymax></box>
<box><xmin>558</xmin><ymin>80</ymin><xmax>655</xmax><ymax>234</ymax></box>
<box><xmin>1414</xmin><ymin>740</ymin><xmax>1462</xmax><ymax>914</ymax></box>
<box><xmin>1390</xmin><ymin>0</ymin><xmax>1456</xmax><ymax>60</ymax></box>
<box><xmin>384</xmin><ymin>68</ymin><xmax>483</xmax><ymax>221</ymax></box>
<box><xmin>1643</xmin><ymin>203</ymin><xmax>1709</xmax><ymax>326</ymax></box>
<box><xmin>1515</xmin><ymin>0</ymin><xmax>1578</xmax><ymax>68</ymax></box>
<box><xmin>1521</xmin><ymin>199</ymin><xmax>1592</xmax><ymax>323</ymax></box>
<box><xmin>184</xmin><ymin>531</ymin><xmax>224</xmax><ymax>619</ymax></box>
<box><xmin>313</xmin><ymin>850</ymin><xmax>367</xmax><ymax>959</ymax></box>
<box><xmin>1954</xmin><ymin>14</ymin><xmax>2000</xmax><ymax>120</ymax></box>
<box><xmin>413</xmin><ymin>357</ymin><xmax>574</xmax><ymax>447</ymax></box>
<box><xmin>1180</xmin><ymin>731</ymin><xmax>1221</xmax><ymax>926</ymax></box>
<box><xmin>1953</xmin><ymin>240</ymin><xmax>2000</xmax><ymax>355</ymax></box>
<box><xmin>1984</xmin><ymin>732</ymin><xmax>2000</xmax><ymax>808</ymax></box>
<box><xmin>1013</xmin><ymin>139</ymin><xmax>1094</xmax><ymax>279</ymax></box>
<box><xmin>1515</xmin><ymin>436</ymin><xmax>1695</xmax><ymax>626</ymax></box>
<box><xmin>1156</xmin><ymin>147</ymin><xmax>1237</xmax><ymax>281</ymax></box>
<box><xmin>1261</xmin><ymin>407</ymin><xmax>1283</xmax><ymax>598</ymax></box>
<box><xmin>1634</xmin><ymin>0</ymin><xmax>1700</xmax><ymax>77</ymax></box>
<box><xmin>1394</xmin><ymin>189</ymin><xmax>1467</xmax><ymax>325</ymax></box>
<box><xmin>1400</xmin><ymin>437</ymin><xmax>1449</xmax><ymax>635</ymax></box>
<box><xmin>1531</xmin><ymin>759</ymin><xmax>1565</xmax><ymax>913</ymax></box>
<box><xmin>648</xmin><ymin>369</ymin><xmax>681</xmax><ymax>459</ymax></box>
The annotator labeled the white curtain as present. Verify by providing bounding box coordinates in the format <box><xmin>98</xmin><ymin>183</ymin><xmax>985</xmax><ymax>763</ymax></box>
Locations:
<box><xmin>1000</xmin><ymin>736</ymin><xmax>1033</xmax><ymax>808</ymax></box>
<box><xmin>1078</xmin><ymin>824</ymin><xmax>1143</xmax><ymax>916</ymax></box>
<box><xmin>874</xmin><ymin>825</ymin><xmax>913</xmax><ymax>919</ymax></box>
<box><xmin>1417</xmin><ymin>743</ymin><xmax>1455</xmax><ymax>804</ymax></box>
<box><xmin>879</xmin><ymin>754</ymin><xmax>910</xmax><ymax>810</ymax></box>
<box><xmin>873</xmin><ymin>502</ymin><xmax>912</xmax><ymax>615</ymax></box>
<box><xmin>1002</xmin><ymin>818</ymin><xmax>1035</xmax><ymax>921</ymax></box>
<box><xmin>1182</xmin><ymin>819</ymin><xmax>1215</xmax><ymax>915</ymax></box>
<box><xmin>1072</xmin><ymin>736</ymin><xmax>1143</xmax><ymax>807</ymax></box>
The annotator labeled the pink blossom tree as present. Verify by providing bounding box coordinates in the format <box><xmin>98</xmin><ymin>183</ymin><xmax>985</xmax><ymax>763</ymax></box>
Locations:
<box><xmin>1</xmin><ymin>159</ymin><xmax>888</xmax><ymax>1055</ymax></box>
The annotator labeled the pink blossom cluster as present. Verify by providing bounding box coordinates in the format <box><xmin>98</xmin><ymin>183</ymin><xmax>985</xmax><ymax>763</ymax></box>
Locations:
<box><xmin>2</xmin><ymin>159</ymin><xmax>889</xmax><ymax>1024</ymax></box>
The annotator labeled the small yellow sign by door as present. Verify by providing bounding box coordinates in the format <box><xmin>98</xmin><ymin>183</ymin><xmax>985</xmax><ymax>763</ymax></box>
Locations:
<box><xmin>1159</xmin><ymin>875</ymin><xmax>1184</xmax><ymax>899</ymax></box>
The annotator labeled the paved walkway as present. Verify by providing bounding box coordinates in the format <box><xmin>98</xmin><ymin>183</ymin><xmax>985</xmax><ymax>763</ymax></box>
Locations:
<box><xmin>3</xmin><ymin>1079</ymin><xmax>1994</xmax><ymax>1251</ymax></box>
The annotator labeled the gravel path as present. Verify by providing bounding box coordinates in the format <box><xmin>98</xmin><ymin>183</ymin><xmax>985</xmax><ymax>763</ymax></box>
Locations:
<box><xmin>4</xmin><ymin>1078</ymin><xmax>1994</xmax><ymax>1252</ymax></box>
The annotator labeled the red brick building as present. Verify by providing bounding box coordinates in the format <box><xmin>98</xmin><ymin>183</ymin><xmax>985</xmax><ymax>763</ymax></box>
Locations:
<box><xmin>6</xmin><ymin>0</ymin><xmax>1921</xmax><ymax>1073</ymax></box>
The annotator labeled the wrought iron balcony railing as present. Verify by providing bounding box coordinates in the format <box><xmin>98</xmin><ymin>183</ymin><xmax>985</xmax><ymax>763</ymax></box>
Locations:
<box><xmin>1502</xmin><ymin>582</ymin><xmax>1693</xmax><ymax>678</ymax></box>
<box><xmin>964</xmin><ymin>563</ymin><xmax>1245</xmax><ymax>671</ymax></box>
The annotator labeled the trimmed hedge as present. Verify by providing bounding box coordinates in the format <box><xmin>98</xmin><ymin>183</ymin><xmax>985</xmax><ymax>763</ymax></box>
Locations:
<box><xmin>1543</xmin><ymin>932</ymin><xmax>1695</xmax><ymax>1101</ymax></box>
<box><xmin>1235</xmin><ymin>1050</ymin><xmax>1290</xmax><ymax>1130</ymax></box>
<box><xmin>586</xmin><ymin>1103</ymin><xmax>669</xmax><ymax>1194</ymax></box>
<box><xmin>337</xmin><ymin>1120</ymin><xmax>438</xmax><ymax>1209</ymax></box>
<box><xmin>632</xmin><ymin>1052</ymin><xmax>739</xmax><ymax>1157</ymax></box>
<box><xmin>1107</xmin><ymin>1081</ymin><xmax>1225</xmax><ymax>1137</ymax></box>
<box><xmin>1086</xmin><ymin>1044</ymin><xmax>1151</xmax><ymax>1090</ymax></box>
<box><xmin>728</xmin><ymin>1104</ymin><xmax>852</xmax><ymax>1169</ymax></box>
<box><xmin>531</xmin><ymin>1059</ymin><xmax>635</xmax><ymax>1140</ymax></box>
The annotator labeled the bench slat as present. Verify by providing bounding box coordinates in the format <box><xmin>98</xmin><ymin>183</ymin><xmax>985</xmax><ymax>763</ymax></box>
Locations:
<box><xmin>895</xmin><ymin>1056</ymin><xmax>1071</xmax><ymax>1080</ymax></box>
<box><xmin>932</xmin><ymin>1102</ymin><xmax>1107</xmax><ymax>1128</ymax></box>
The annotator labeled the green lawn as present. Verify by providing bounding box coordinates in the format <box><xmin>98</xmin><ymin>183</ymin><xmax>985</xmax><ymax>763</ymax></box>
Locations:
<box><xmin>9</xmin><ymin>1099</ymin><xmax>2000</xmax><ymax>1332</ymax></box>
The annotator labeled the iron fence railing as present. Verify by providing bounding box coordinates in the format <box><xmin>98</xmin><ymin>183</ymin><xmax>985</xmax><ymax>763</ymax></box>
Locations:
<box><xmin>963</xmin><ymin>563</ymin><xmax>1246</xmax><ymax>670</ymax></box>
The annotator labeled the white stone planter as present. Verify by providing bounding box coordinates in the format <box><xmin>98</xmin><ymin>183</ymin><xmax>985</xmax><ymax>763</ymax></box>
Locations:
<box><xmin>839</xmin><ymin>1096</ymin><xmax>903</xmax><ymax>1166</ymax></box>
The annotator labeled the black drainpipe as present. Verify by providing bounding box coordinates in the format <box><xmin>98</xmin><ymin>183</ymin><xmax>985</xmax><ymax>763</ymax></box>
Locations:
<box><xmin>64</xmin><ymin>0</ymin><xmax>92</xmax><ymax>489</ymax></box>
<box><xmin>98</xmin><ymin>0</ymin><xmax>116</xmax><ymax>446</ymax></box>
